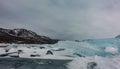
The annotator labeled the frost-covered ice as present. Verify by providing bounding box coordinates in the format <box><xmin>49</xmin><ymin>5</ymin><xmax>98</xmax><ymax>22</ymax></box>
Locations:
<box><xmin>105</xmin><ymin>47</ymin><xmax>118</xmax><ymax>55</ymax></box>
<box><xmin>0</xmin><ymin>38</ymin><xmax>120</xmax><ymax>69</ymax></box>
<box><xmin>68</xmin><ymin>55</ymin><xmax>120</xmax><ymax>69</ymax></box>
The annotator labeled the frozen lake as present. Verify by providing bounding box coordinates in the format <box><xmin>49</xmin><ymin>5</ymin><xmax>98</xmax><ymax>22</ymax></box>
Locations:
<box><xmin>0</xmin><ymin>38</ymin><xmax>120</xmax><ymax>69</ymax></box>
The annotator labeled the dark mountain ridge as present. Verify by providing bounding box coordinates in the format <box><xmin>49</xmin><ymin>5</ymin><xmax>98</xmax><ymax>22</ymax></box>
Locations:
<box><xmin>0</xmin><ymin>28</ymin><xmax>58</xmax><ymax>44</ymax></box>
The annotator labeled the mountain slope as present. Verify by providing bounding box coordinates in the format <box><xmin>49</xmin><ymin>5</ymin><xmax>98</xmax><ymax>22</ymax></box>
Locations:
<box><xmin>0</xmin><ymin>28</ymin><xmax>58</xmax><ymax>44</ymax></box>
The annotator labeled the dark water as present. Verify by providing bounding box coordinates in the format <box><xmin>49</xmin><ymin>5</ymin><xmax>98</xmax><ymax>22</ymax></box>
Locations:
<box><xmin>0</xmin><ymin>58</ymin><xmax>72</xmax><ymax>69</ymax></box>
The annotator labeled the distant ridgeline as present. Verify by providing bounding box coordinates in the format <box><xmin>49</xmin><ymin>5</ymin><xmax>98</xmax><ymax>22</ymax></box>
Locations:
<box><xmin>0</xmin><ymin>28</ymin><xmax>59</xmax><ymax>44</ymax></box>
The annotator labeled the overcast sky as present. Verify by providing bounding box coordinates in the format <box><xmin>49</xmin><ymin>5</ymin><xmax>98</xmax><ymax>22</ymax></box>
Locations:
<box><xmin>0</xmin><ymin>0</ymin><xmax>120</xmax><ymax>40</ymax></box>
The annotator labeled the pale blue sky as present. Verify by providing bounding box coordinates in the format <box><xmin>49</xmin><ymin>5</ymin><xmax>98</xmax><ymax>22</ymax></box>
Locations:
<box><xmin>0</xmin><ymin>0</ymin><xmax>120</xmax><ymax>40</ymax></box>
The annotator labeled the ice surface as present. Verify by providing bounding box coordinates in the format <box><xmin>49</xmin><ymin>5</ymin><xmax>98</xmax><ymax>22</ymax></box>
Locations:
<box><xmin>0</xmin><ymin>58</ymin><xmax>71</xmax><ymax>69</ymax></box>
<box><xmin>68</xmin><ymin>56</ymin><xmax>120</xmax><ymax>69</ymax></box>
<box><xmin>0</xmin><ymin>38</ymin><xmax>120</xmax><ymax>69</ymax></box>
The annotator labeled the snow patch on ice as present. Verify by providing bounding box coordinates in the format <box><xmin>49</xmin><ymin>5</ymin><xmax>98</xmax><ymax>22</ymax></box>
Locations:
<box><xmin>105</xmin><ymin>47</ymin><xmax>118</xmax><ymax>55</ymax></box>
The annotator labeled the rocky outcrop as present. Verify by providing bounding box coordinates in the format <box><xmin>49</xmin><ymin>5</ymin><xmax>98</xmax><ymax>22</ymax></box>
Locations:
<box><xmin>0</xmin><ymin>28</ymin><xmax>59</xmax><ymax>44</ymax></box>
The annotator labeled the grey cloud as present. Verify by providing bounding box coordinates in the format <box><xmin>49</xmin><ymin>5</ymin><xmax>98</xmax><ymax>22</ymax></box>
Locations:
<box><xmin>0</xmin><ymin>0</ymin><xmax>120</xmax><ymax>40</ymax></box>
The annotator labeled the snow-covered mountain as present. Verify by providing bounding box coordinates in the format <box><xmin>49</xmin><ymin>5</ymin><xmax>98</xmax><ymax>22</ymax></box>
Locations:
<box><xmin>0</xmin><ymin>28</ymin><xmax>58</xmax><ymax>44</ymax></box>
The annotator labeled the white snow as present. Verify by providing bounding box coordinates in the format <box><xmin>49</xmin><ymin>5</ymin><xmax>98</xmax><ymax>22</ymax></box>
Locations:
<box><xmin>0</xmin><ymin>44</ymin><xmax>75</xmax><ymax>60</ymax></box>
<box><xmin>68</xmin><ymin>55</ymin><xmax>120</xmax><ymax>69</ymax></box>
<box><xmin>105</xmin><ymin>47</ymin><xmax>118</xmax><ymax>55</ymax></box>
